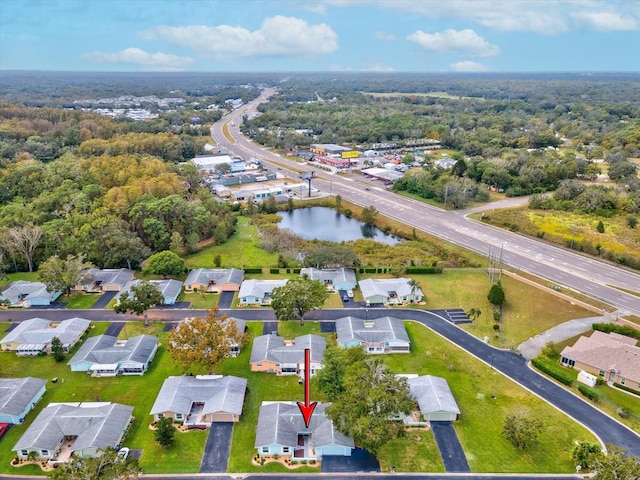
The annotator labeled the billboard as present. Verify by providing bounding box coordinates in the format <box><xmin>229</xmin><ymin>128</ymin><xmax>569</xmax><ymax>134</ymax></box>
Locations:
<box><xmin>341</xmin><ymin>150</ymin><xmax>359</xmax><ymax>159</ymax></box>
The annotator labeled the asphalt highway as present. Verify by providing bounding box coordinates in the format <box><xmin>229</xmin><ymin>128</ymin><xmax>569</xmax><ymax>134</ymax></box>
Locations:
<box><xmin>212</xmin><ymin>90</ymin><xmax>640</xmax><ymax>317</ymax></box>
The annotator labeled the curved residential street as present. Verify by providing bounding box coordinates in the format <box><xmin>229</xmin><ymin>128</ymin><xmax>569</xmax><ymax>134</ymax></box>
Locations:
<box><xmin>2</xmin><ymin>307</ymin><xmax>638</xmax><ymax>457</ymax></box>
<box><xmin>211</xmin><ymin>91</ymin><xmax>640</xmax><ymax>317</ymax></box>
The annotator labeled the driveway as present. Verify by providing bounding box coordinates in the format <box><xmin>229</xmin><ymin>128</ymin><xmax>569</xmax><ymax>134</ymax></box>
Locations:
<box><xmin>218</xmin><ymin>291</ymin><xmax>234</xmax><ymax>309</ymax></box>
<box><xmin>431</xmin><ymin>422</ymin><xmax>470</xmax><ymax>473</ymax></box>
<box><xmin>91</xmin><ymin>291</ymin><xmax>116</xmax><ymax>309</ymax></box>
<box><xmin>321</xmin><ymin>448</ymin><xmax>379</xmax><ymax>473</ymax></box>
<box><xmin>104</xmin><ymin>322</ymin><xmax>124</xmax><ymax>337</ymax></box>
<box><xmin>199</xmin><ymin>422</ymin><xmax>233</xmax><ymax>473</ymax></box>
<box><xmin>262</xmin><ymin>321</ymin><xmax>278</xmax><ymax>335</ymax></box>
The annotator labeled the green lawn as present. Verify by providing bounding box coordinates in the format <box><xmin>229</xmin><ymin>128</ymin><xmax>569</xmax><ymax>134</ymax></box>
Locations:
<box><xmin>177</xmin><ymin>291</ymin><xmax>220</xmax><ymax>309</ymax></box>
<box><xmin>185</xmin><ymin>216</ymin><xmax>279</xmax><ymax>269</ymax></box>
<box><xmin>0</xmin><ymin>272</ymin><xmax>39</xmax><ymax>290</ymax></box>
<box><xmin>59</xmin><ymin>292</ymin><xmax>100</xmax><ymax>309</ymax></box>
<box><xmin>382</xmin><ymin>322</ymin><xmax>598</xmax><ymax>473</ymax></box>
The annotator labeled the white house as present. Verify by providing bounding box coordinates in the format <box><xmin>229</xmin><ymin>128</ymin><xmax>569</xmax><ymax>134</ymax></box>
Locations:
<box><xmin>0</xmin><ymin>281</ymin><xmax>61</xmax><ymax>307</ymax></box>
<box><xmin>358</xmin><ymin>278</ymin><xmax>423</xmax><ymax>306</ymax></box>
<box><xmin>1</xmin><ymin>317</ymin><xmax>91</xmax><ymax>355</ymax></box>
<box><xmin>67</xmin><ymin>335</ymin><xmax>158</xmax><ymax>376</ymax></box>
<box><xmin>238</xmin><ymin>279</ymin><xmax>287</xmax><ymax>306</ymax></box>
<box><xmin>335</xmin><ymin>316</ymin><xmax>410</xmax><ymax>353</ymax></box>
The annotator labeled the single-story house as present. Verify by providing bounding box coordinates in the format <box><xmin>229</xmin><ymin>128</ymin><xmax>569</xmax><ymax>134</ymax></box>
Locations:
<box><xmin>255</xmin><ymin>401</ymin><xmax>354</xmax><ymax>459</ymax></box>
<box><xmin>118</xmin><ymin>279</ymin><xmax>183</xmax><ymax>305</ymax></box>
<box><xmin>560</xmin><ymin>331</ymin><xmax>640</xmax><ymax>390</ymax></box>
<box><xmin>0</xmin><ymin>377</ymin><xmax>47</xmax><ymax>424</ymax></box>
<box><xmin>358</xmin><ymin>278</ymin><xmax>424</xmax><ymax>306</ymax></box>
<box><xmin>402</xmin><ymin>375</ymin><xmax>460</xmax><ymax>424</ymax></box>
<box><xmin>183</xmin><ymin>268</ymin><xmax>244</xmax><ymax>293</ymax></box>
<box><xmin>238</xmin><ymin>279</ymin><xmax>287</xmax><ymax>306</ymax></box>
<box><xmin>336</xmin><ymin>316</ymin><xmax>410</xmax><ymax>353</ymax></box>
<box><xmin>67</xmin><ymin>334</ymin><xmax>158</xmax><ymax>376</ymax></box>
<box><xmin>174</xmin><ymin>316</ymin><xmax>246</xmax><ymax>357</ymax></box>
<box><xmin>74</xmin><ymin>268</ymin><xmax>134</xmax><ymax>292</ymax></box>
<box><xmin>13</xmin><ymin>402</ymin><xmax>133</xmax><ymax>461</ymax></box>
<box><xmin>150</xmin><ymin>375</ymin><xmax>247</xmax><ymax>425</ymax></box>
<box><xmin>1</xmin><ymin>317</ymin><xmax>91</xmax><ymax>355</ymax></box>
<box><xmin>250</xmin><ymin>334</ymin><xmax>325</xmax><ymax>377</ymax></box>
<box><xmin>299</xmin><ymin>268</ymin><xmax>357</xmax><ymax>291</ymax></box>
<box><xmin>0</xmin><ymin>281</ymin><xmax>61</xmax><ymax>307</ymax></box>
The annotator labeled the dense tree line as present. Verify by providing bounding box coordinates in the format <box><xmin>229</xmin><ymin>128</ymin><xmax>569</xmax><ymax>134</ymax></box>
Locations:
<box><xmin>0</xmin><ymin>108</ymin><xmax>236</xmax><ymax>273</ymax></box>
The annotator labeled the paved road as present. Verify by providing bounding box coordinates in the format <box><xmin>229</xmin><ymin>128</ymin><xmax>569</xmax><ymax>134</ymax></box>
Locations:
<box><xmin>212</xmin><ymin>91</ymin><xmax>640</xmax><ymax>317</ymax></box>
<box><xmin>2</xmin><ymin>307</ymin><xmax>638</xmax><ymax>456</ymax></box>
<box><xmin>0</xmin><ymin>474</ymin><xmax>584</xmax><ymax>480</ymax></box>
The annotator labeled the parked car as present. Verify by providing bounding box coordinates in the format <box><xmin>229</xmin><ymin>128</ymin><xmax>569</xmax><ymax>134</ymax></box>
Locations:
<box><xmin>0</xmin><ymin>423</ymin><xmax>9</xmax><ymax>440</ymax></box>
<box><xmin>343</xmin><ymin>295</ymin><xmax>349</xmax><ymax>302</ymax></box>
<box><xmin>346</xmin><ymin>290</ymin><xmax>354</xmax><ymax>298</ymax></box>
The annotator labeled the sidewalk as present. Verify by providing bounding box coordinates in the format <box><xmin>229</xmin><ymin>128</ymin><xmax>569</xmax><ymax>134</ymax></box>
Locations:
<box><xmin>518</xmin><ymin>314</ymin><xmax>616</xmax><ymax>360</ymax></box>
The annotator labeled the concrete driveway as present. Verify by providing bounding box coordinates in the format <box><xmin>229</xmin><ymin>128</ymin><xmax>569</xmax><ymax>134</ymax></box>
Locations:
<box><xmin>431</xmin><ymin>422</ymin><xmax>470</xmax><ymax>473</ymax></box>
<box><xmin>199</xmin><ymin>422</ymin><xmax>233</xmax><ymax>473</ymax></box>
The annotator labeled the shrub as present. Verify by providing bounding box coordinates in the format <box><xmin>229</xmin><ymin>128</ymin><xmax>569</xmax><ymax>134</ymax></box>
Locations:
<box><xmin>614</xmin><ymin>382</ymin><xmax>640</xmax><ymax>396</ymax></box>
<box><xmin>405</xmin><ymin>266</ymin><xmax>443</xmax><ymax>274</ymax></box>
<box><xmin>592</xmin><ymin>323</ymin><xmax>640</xmax><ymax>340</ymax></box>
<box><xmin>269</xmin><ymin>268</ymin><xmax>280</xmax><ymax>274</ymax></box>
<box><xmin>244</xmin><ymin>267</ymin><xmax>263</xmax><ymax>274</ymax></box>
<box><xmin>578</xmin><ymin>384</ymin><xmax>599</xmax><ymax>403</ymax></box>
<box><xmin>531</xmin><ymin>358</ymin><xmax>574</xmax><ymax>386</ymax></box>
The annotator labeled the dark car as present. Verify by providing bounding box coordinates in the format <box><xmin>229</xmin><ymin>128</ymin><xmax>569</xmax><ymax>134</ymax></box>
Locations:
<box><xmin>343</xmin><ymin>295</ymin><xmax>349</xmax><ymax>302</ymax></box>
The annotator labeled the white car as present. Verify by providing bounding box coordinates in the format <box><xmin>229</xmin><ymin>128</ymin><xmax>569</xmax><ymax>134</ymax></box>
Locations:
<box><xmin>117</xmin><ymin>447</ymin><xmax>130</xmax><ymax>461</ymax></box>
<box><xmin>346</xmin><ymin>290</ymin><xmax>354</xmax><ymax>298</ymax></box>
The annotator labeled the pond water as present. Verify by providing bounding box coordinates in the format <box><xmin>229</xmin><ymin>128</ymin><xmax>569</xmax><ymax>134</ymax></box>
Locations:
<box><xmin>277</xmin><ymin>207</ymin><xmax>399</xmax><ymax>245</ymax></box>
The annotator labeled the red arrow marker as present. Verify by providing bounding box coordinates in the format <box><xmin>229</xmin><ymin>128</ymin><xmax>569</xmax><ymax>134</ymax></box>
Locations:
<box><xmin>297</xmin><ymin>348</ymin><xmax>317</xmax><ymax>428</ymax></box>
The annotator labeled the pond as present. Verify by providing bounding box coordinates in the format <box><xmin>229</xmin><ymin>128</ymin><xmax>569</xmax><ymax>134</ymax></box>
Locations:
<box><xmin>277</xmin><ymin>207</ymin><xmax>400</xmax><ymax>245</ymax></box>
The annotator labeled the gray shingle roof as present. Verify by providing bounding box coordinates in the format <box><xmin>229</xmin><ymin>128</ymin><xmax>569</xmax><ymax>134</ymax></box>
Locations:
<box><xmin>67</xmin><ymin>335</ymin><xmax>158</xmax><ymax>367</ymax></box>
<box><xmin>0</xmin><ymin>281</ymin><xmax>60</xmax><ymax>304</ymax></box>
<box><xmin>150</xmin><ymin>375</ymin><xmax>247</xmax><ymax>416</ymax></box>
<box><xmin>299</xmin><ymin>268</ymin><xmax>356</xmax><ymax>286</ymax></box>
<box><xmin>255</xmin><ymin>402</ymin><xmax>353</xmax><ymax>449</ymax></box>
<box><xmin>250</xmin><ymin>334</ymin><xmax>325</xmax><ymax>365</ymax></box>
<box><xmin>184</xmin><ymin>268</ymin><xmax>244</xmax><ymax>287</ymax></box>
<box><xmin>358</xmin><ymin>278</ymin><xmax>423</xmax><ymax>299</ymax></box>
<box><xmin>238</xmin><ymin>279</ymin><xmax>287</xmax><ymax>299</ymax></box>
<box><xmin>1</xmin><ymin>317</ymin><xmax>90</xmax><ymax>349</ymax></box>
<box><xmin>335</xmin><ymin>316</ymin><xmax>410</xmax><ymax>344</ymax></box>
<box><xmin>407</xmin><ymin>375</ymin><xmax>460</xmax><ymax>416</ymax></box>
<box><xmin>13</xmin><ymin>402</ymin><xmax>133</xmax><ymax>453</ymax></box>
<box><xmin>0</xmin><ymin>377</ymin><xmax>46</xmax><ymax>417</ymax></box>
<box><xmin>119</xmin><ymin>279</ymin><xmax>183</xmax><ymax>303</ymax></box>
<box><xmin>80</xmin><ymin>268</ymin><xmax>134</xmax><ymax>288</ymax></box>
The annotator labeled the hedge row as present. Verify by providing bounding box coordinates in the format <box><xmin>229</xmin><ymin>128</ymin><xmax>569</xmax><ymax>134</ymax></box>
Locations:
<box><xmin>614</xmin><ymin>383</ymin><xmax>640</xmax><ymax>397</ymax></box>
<box><xmin>405</xmin><ymin>266</ymin><xmax>443</xmax><ymax>274</ymax></box>
<box><xmin>243</xmin><ymin>268</ymin><xmax>263</xmax><ymax>274</ymax></box>
<box><xmin>592</xmin><ymin>323</ymin><xmax>640</xmax><ymax>341</ymax></box>
<box><xmin>531</xmin><ymin>358</ymin><xmax>574</xmax><ymax>386</ymax></box>
<box><xmin>578</xmin><ymin>385</ymin><xmax>600</xmax><ymax>403</ymax></box>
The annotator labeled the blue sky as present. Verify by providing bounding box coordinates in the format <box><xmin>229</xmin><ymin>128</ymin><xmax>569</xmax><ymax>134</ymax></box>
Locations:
<box><xmin>1</xmin><ymin>0</ymin><xmax>639</xmax><ymax>72</ymax></box>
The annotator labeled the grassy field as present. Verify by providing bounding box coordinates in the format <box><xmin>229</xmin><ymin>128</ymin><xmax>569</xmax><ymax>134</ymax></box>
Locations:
<box><xmin>357</xmin><ymin>268</ymin><xmax>594</xmax><ymax>348</ymax></box>
<box><xmin>383</xmin><ymin>322</ymin><xmax>598</xmax><ymax>473</ymax></box>
<box><xmin>185</xmin><ymin>217</ymin><xmax>279</xmax><ymax>269</ymax></box>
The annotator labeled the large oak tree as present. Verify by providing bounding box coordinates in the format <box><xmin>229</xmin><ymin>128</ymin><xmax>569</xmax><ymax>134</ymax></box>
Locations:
<box><xmin>270</xmin><ymin>275</ymin><xmax>328</xmax><ymax>325</ymax></box>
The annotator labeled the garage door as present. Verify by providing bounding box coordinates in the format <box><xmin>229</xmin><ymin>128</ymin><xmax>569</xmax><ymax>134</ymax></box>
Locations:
<box><xmin>212</xmin><ymin>413</ymin><xmax>235</xmax><ymax>422</ymax></box>
<box><xmin>320</xmin><ymin>445</ymin><xmax>350</xmax><ymax>456</ymax></box>
<box><xmin>428</xmin><ymin>412</ymin><xmax>456</xmax><ymax>421</ymax></box>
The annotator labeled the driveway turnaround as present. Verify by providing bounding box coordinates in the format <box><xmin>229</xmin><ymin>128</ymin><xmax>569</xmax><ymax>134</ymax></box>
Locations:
<box><xmin>91</xmin><ymin>291</ymin><xmax>116</xmax><ymax>309</ymax></box>
<box><xmin>321</xmin><ymin>448</ymin><xmax>379</xmax><ymax>473</ymax></box>
<box><xmin>431</xmin><ymin>422</ymin><xmax>470</xmax><ymax>473</ymax></box>
<box><xmin>199</xmin><ymin>422</ymin><xmax>233</xmax><ymax>473</ymax></box>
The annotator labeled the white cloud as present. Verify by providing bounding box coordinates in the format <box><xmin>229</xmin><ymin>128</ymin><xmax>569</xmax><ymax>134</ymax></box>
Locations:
<box><xmin>376</xmin><ymin>31</ymin><xmax>395</xmax><ymax>41</ymax></box>
<box><xmin>320</xmin><ymin>0</ymin><xmax>570</xmax><ymax>34</ymax></box>
<box><xmin>571</xmin><ymin>11</ymin><xmax>637</xmax><ymax>31</ymax></box>
<box><xmin>407</xmin><ymin>29</ymin><xmax>499</xmax><ymax>57</ymax></box>
<box><xmin>450</xmin><ymin>60</ymin><xmax>489</xmax><ymax>72</ymax></box>
<box><xmin>140</xmin><ymin>16</ymin><xmax>338</xmax><ymax>60</ymax></box>
<box><xmin>80</xmin><ymin>48</ymin><xmax>194</xmax><ymax>71</ymax></box>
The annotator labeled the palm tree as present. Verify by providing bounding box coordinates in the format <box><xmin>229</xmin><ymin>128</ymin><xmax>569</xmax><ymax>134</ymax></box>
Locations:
<box><xmin>467</xmin><ymin>308</ymin><xmax>481</xmax><ymax>328</ymax></box>
<box><xmin>408</xmin><ymin>279</ymin><xmax>421</xmax><ymax>304</ymax></box>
